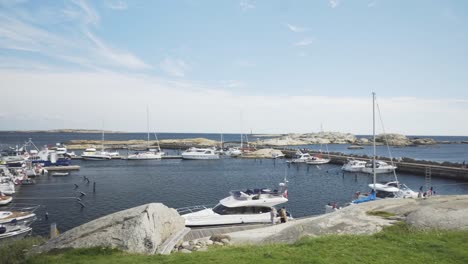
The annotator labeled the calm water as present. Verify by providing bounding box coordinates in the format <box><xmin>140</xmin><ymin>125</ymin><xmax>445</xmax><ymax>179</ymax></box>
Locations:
<box><xmin>1</xmin><ymin>132</ymin><xmax>468</xmax><ymax>236</ymax></box>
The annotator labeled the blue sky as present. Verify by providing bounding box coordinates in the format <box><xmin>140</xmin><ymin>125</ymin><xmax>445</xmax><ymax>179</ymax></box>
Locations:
<box><xmin>1</xmin><ymin>0</ymin><xmax>467</xmax><ymax>135</ymax></box>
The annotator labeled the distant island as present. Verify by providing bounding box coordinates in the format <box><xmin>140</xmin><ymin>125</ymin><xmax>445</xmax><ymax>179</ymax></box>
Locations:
<box><xmin>2</xmin><ymin>129</ymin><xmax>124</xmax><ymax>134</ymax></box>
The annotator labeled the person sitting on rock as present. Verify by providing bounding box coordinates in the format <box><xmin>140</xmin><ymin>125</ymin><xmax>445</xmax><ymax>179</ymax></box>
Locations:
<box><xmin>279</xmin><ymin>207</ymin><xmax>287</xmax><ymax>223</ymax></box>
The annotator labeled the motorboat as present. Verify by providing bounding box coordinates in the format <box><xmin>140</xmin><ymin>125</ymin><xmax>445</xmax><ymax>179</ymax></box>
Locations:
<box><xmin>51</xmin><ymin>172</ymin><xmax>69</xmax><ymax>177</ymax></box>
<box><xmin>181</xmin><ymin>148</ymin><xmax>219</xmax><ymax>160</ymax></box>
<box><xmin>225</xmin><ymin>147</ymin><xmax>242</xmax><ymax>157</ymax></box>
<box><xmin>288</xmin><ymin>152</ymin><xmax>311</xmax><ymax>163</ymax></box>
<box><xmin>370</xmin><ymin>181</ymin><xmax>418</xmax><ymax>199</ymax></box>
<box><xmin>0</xmin><ymin>177</ymin><xmax>15</xmax><ymax>195</ymax></box>
<box><xmin>0</xmin><ymin>195</ymin><xmax>12</xmax><ymax>205</ymax></box>
<box><xmin>272</xmin><ymin>153</ymin><xmax>285</xmax><ymax>159</ymax></box>
<box><xmin>81</xmin><ymin>148</ymin><xmax>112</xmax><ymax>160</ymax></box>
<box><xmin>0</xmin><ymin>210</ymin><xmax>36</xmax><ymax>226</ymax></box>
<box><xmin>179</xmin><ymin>182</ymin><xmax>290</xmax><ymax>226</ymax></box>
<box><xmin>127</xmin><ymin>151</ymin><xmax>161</xmax><ymax>160</ymax></box>
<box><xmin>0</xmin><ymin>225</ymin><xmax>32</xmax><ymax>243</ymax></box>
<box><xmin>361</xmin><ymin>160</ymin><xmax>397</xmax><ymax>174</ymax></box>
<box><xmin>306</xmin><ymin>155</ymin><xmax>330</xmax><ymax>165</ymax></box>
<box><xmin>341</xmin><ymin>159</ymin><xmax>367</xmax><ymax>172</ymax></box>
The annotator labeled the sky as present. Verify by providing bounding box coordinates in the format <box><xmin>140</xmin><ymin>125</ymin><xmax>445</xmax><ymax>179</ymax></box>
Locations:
<box><xmin>1</xmin><ymin>0</ymin><xmax>467</xmax><ymax>135</ymax></box>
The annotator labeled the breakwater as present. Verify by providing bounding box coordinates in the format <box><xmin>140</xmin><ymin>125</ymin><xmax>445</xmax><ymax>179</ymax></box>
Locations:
<box><xmin>281</xmin><ymin>149</ymin><xmax>468</xmax><ymax>181</ymax></box>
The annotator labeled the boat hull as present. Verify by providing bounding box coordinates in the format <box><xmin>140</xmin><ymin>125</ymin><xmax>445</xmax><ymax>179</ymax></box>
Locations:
<box><xmin>181</xmin><ymin>154</ymin><xmax>219</xmax><ymax>160</ymax></box>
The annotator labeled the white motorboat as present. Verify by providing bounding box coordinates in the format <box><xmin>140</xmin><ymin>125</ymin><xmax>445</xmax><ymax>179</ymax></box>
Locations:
<box><xmin>225</xmin><ymin>147</ymin><xmax>242</xmax><ymax>157</ymax></box>
<box><xmin>361</xmin><ymin>160</ymin><xmax>397</xmax><ymax>174</ymax></box>
<box><xmin>179</xmin><ymin>182</ymin><xmax>290</xmax><ymax>226</ymax></box>
<box><xmin>81</xmin><ymin>147</ymin><xmax>112</xmax><ymax>160</ymax></box>
<box><xmin>0</xmin><ymin>225</ymin><xmax>32</xmax><ymax>243</ymax></box>
<box><xmin>181</xmin><ymin>148</ymin><xmax>219</xmax><ymax>160</ymax></box>
<box><xmin>0</xmin><ymin>177</ymin><xmax>15</xmax><ymax>195</ymax></box>
<box><xmin>272</xmin><ymin>153</ymin><xmax>285</xmax><ymax>159</ymax></box>
<box><xmin>371</xmin><ymin>181</ymin><xmax>418</xmax><ymax>199</ymax></box>
<box><xmin>288</xmin><ymin>152</ymin><xmax>311</xmax><ymax>163</ymax></box>
<box><xmin>0</xmin><ymin>211</ymin><xmax>36</xmax><ymax>226</ymax></box>
<box><xmin>306</xmin><ymin>155</ymin><xmax>330</xmax><ymax>165</ymax></box>
<box><xmin>341</xmin><ymin>159</ymin><xmax>367</xmax><ymax>172</ymax></box>
<box><xmin>0</xmin><ymin>195</ymin><xmax>12</xmax><ymax>205</ymax></box>
<box><xmin>51</xmin><ymin>172</ymin><xmax>69</xmax><ymax>177</ymax></box>
<box><xmin>127</xmin><ymin>151</ymin><xmax>162</xmax><ymax>160</ymax></box>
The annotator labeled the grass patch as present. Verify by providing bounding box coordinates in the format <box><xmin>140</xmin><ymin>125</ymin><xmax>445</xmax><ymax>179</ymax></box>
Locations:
<box><xmin>366</xmin><ymin>210</ymin><xmax>396</xmax><ymax>218</ymax></box>
<box><xmin>4</xmin><ymin>223</ymin><xmax>467</xmax><ymax>264</ymax></box>
<box><xmin>0</xmin><ymin>236</ymin><xmax>45</xmax><ymax>264</ymax></box>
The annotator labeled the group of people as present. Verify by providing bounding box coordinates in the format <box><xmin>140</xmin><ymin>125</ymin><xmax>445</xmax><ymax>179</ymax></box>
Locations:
<box><xmin>418</xmin><ymin>186</ymin><xmax>435</xmax><ymax>198</ymax></box>
<box><xmin>270</xmin><ymin>206</ymin><xmax>288</xmax><ymax>225</ymax></box>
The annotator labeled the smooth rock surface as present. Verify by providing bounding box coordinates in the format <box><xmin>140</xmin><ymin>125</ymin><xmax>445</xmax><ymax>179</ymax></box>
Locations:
<box><xmin>32</xmin><ymin>203</ymin><xmax>185</xmax><ymax>254</ymax></box>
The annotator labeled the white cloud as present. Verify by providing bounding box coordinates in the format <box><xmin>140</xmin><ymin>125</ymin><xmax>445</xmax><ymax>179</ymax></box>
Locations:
<box><xmin>1</xmin><ymin>70</ymin><xmax>467</xmax><ymax>136</ymax></box>
<box><xmin>160</xmin><ymin>58</ymin><xmax>190</xmax><ymax>77</ymax></box>
<box><xmin>286</xmin><ymin>23</ymin><xmax>309</xmax><ymax>33</ymax></box>
<box><xmin>240</xmin><ymin>1</ymin><xmax>255</xmax><ymax>11</ymax></box>
<box><xmin>294</xmin><ymin>38</ymin><xmax>314</xmax><ymax>46</ymax></box>
<box><xmin>0</xmin><ymin>1</ymin><xmax>150</xmax><ymax>71</ymax></box>
<box><xmin>105</xmin><ymin>0</ymin><xmax>128</xmax><ymax>10</ymax></box>
<box><xmin>329</xmin><ymin>0</ymin><xmax>340</xmax><ymax>9</ymax></box>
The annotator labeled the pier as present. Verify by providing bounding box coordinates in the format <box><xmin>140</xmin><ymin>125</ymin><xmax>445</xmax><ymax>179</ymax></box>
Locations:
<box><xmin>281</xmin><ymin>149</ymin><xmax>468</xmax><ymax>181</ymax></box>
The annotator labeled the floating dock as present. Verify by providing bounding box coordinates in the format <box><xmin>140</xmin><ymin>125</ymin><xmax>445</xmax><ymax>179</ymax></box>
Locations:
<box><xmin>44</xmin><ymin>165</ymin><xmax>80</xmax><ymax>171</ymax></box>
<box><xmin>72</xmin><ymin>155</ymin><xmax>182</xmax><ymax>160</ymax></box>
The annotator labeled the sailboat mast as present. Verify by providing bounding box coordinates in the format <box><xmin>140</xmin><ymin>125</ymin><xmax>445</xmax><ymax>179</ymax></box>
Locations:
<box><xmin>146</xmin><ymin>106</ymin><xmax>150</xmax><ymax>147</ymax></box>
<box><xmin>101</xmin><ymin>121</ymin><xmax>104</xmax><ymax>152</ymax></box>
<box><xmin>240</xmin><ymin>111</ymin><xmax>243</xmax><ymax>149</ymax></box>
<box><xmin>372</xmin><ymin>92</ymin><xmax>376</xmax><ymax>192</ymax></box>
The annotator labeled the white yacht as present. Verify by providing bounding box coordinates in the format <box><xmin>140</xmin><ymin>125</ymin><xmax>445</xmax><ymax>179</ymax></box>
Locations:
<box><xmin>127</xmin><ymin>151</ymin><xmax>162</xmax><ymax>160</ymax></box>
<box><xmin>0</xmin><ymin>195</ymin><xmax>12</xmax><ymax>205</ymax></box>
<box><xmin>288</xmin><ymin>152</ymin><xmax>311</xmax><ymax>163</ymax></box>
<box><xmin>181</xmin><ymin>148</ymin><xmax>219</xmax><ymax>160</ymax></box>
<box><xmin>225</xmin><ymin>147</ymin><xmax>242</xmax><ymax>157</ymax></box>
<box><xmin>81</xmin><ymin>147</ymin><xmax>112</xmax><ymax>160</ymax></box>
<box><xmin>179</xmin><ymin>182</ymin><xmax>290</xmax><ymax>226</ymax></box>
<box><xmin>341</xmin><ymin>159</ymin><xmax>367</xmax><ymax>172</ymax></box>
<box><xmin>371</xmin><ymin>181</ymin><xmax>418</xmax><ymax>199</ymax></box>
<box><xmin>0</xmin><ymin>210</ymin><xmax>36</xmax><ymax>226</ymax></box>
<box><xmin>361</xmin><ymin>160</ymin><xmax>397</xmax><ymax>174</ymax></box>
<box><xmin>0</xmin><ymin>177</ymin><xmax>15</xmax><ymax>195</ymax></box>
<box><xmin>306</xmin><ymin>155</ymin><xmax>330</xmax><ymax>165</ymax></box>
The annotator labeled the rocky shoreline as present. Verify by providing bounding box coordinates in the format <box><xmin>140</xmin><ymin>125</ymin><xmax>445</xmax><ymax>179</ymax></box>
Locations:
<box><xmin>63</xmin><ymin>132</ymin><xmax>463</xmax><ymax>150</ymax></box>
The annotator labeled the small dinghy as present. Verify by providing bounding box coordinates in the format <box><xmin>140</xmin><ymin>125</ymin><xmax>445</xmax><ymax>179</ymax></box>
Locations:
<box><xmin>0</xmin><ymin>195</ymin><xmax>13</xmax><ymax>205</ymax></box>
<box><xmin>51</xmin><ymin>172</ymin><xmax>69</xmax><ymax>177</ymax></box>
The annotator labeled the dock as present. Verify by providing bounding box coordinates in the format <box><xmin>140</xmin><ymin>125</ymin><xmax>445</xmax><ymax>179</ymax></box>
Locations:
<box><xmin>71</xmin><ymin>155</ymin><xmax>182</xmax><ymax>160</ymax></box>
<box><xmin>44</xmin><ymin>165</ymin><xmax>80</xmax><ymax>171</ymax></box>
<box><xmin>282</xmin><ymin>149</ymin><xmax>468</xmax><ymax>181</ymax></box>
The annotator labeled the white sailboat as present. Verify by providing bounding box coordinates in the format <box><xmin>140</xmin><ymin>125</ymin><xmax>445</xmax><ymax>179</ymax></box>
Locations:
<box><xmin>127</xmin><ymin>107</ymin><xmax>162</xmax><ymax>160</ymax></box>
<box><xmin>81</xmin><ymin>130</ymin><xmax>113</xmax><ymax>160</ymax></box>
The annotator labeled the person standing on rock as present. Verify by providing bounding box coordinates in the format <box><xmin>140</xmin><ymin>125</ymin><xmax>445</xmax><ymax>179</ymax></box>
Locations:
<box><xmin>279</xmin><ymin>206</ymin><xmax>287</xmax><ymax>223</ymax></box>
<box><xmin>270</xmin><ymin>207</ymin><xmax>277</xmax><ymax>225</ymax></box>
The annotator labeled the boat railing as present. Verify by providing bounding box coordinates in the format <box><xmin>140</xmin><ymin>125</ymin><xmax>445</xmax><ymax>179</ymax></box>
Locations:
<box><xmin>176</xmin><ymin>204</ymin><xmax>215</xmax><ymax>215</ymax></box>
<box><xmin>3</xmin><ymin>203</ymin><xmax>40</xmax><ymax>213</ymax></box>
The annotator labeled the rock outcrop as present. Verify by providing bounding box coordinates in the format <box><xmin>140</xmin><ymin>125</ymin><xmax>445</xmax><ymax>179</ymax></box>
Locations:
<box><xmin>32</xmin><ymin>203</ymin><xmax>185</xmax><ymax>254</ymax></box>
<box><xmin>258</xmin><ymin>132</ymin><xmax>357</xmax><ymax>146</ymax></box>
<box><xmin>242</xmin><ymin>148</ymin><xmax>284</xmax><ymax>159</ymax></box>
<box><xmin>226</xmin><ymin>195</ymin><xmax>468</xmax><ymax>245</ymax></box>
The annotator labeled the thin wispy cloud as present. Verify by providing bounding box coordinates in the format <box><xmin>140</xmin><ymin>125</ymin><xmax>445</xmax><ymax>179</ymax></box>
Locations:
<box><xmin>294</xmin><ymin>38</ymin><xmax>314</xmax><ymax>46</ymax></box>
<box><xmin>240</xmin><ymin>1</ymin><xmax>255</xmax><ymax>11</ymax></box>
<box><xmin>105</xmin><ymin>0</ymin><xmax>128</xmax><ymax>10</ymax></box>
<box><xmin>0</xmin><ymin>0</ymin><xmax>150</xmax><ymax>71</ymax></box>
<box><xmin>286</xmin><ymin>23</ymin><xmax>309</xmax><ymax>33</ymax></box>
<box><xmin>160</xmin><ymin>58</ymin><xmax>190</xmax><ymax>77</ymax></box>
<box><xmin>329</xmin><ymin>0</ymin><xmax>340</xmax><ymax>9</ymax></box>
<box><xmin>368</xmin><ymin>1</ymin><xmax>377</xmax><ymax>8</ymax></box>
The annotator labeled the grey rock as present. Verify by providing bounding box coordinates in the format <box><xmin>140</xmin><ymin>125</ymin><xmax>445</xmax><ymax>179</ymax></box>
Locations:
<box><xmin>214</xmin><ymin>242</ymin><xmax>224</xmax><ymax>246</ymax></box>
<box><xmin>181</xmin><ymin>241</ymin><xmax>190</xmax><ymax>248</ymax></box>
<box><xmin>31</xmin><ymin>203</ymin><xmax>185</xmax><ymax>255</ymax></box>
<box><xmin>179</xmin><ymin>249</ymin><xmax>192</xmax><ymax>254</ymax></box>
<box><xmin>197</xmin><ymin>247</ymin><xmax>208</xmax><ymax>252</ymax></box>
<box><xmin>220</xmin><ymin>238</ymin><xmax>230</xmax><ymax>245</ymax></box>
<box><xmin>205</xmin><ymin>240</ymin><xmax>213</xmax><ymax>245</ymax></box>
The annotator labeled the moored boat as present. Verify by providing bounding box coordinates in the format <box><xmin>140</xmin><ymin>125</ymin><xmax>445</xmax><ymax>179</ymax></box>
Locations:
<box><xmin>181</xmin><ymin>148</ymin><xmax>219</xmax><ymax>160</ymax></box>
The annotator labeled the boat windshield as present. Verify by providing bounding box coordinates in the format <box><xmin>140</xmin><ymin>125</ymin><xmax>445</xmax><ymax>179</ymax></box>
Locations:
<box><xmin>376</xmin><ymin>191</ymin><xmax>396</xmax><ymax>199</ymax></box>
<box><xmin>212</xmin><ymin>204</ymin><xmax>272</xmax><ymax>215</ymax></box>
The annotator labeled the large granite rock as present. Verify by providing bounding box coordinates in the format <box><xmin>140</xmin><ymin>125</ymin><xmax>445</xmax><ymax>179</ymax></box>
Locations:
<box><xmin>33</xmin><ymin>203</ymin><xmax>185</xmax><ymax>254</ymax></box>
<box><xmin>375</xmin><ymin>133</ymin><xmax>410</xmax><ymax>146</ymax></box>
<box><xmin>227</xmin><ymin>195</ymin><xmax>468</xmax><ymax>245</ymax></box>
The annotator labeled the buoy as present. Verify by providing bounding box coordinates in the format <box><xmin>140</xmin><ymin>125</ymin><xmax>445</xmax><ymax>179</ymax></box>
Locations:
<box><xmin>77</xmin><ymin>201</ymin><xmax>85</xmax><ymax>208</ymax></box>
<box><xmin>74</xmin><ymin>184</ymin><xmax>79</xmax><ymax>189</ymax></box>
<box><xmin>76</xmin><ymin>197</ymin><xmax>81</xmax><ymax>201</ymax></box>
<box><xmin>80</xmin><ymin>192</ymin><xmax>86</xmax><ymax>196</ymax></box>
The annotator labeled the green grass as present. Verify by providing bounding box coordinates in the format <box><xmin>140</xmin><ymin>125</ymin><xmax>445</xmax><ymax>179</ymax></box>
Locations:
<box><xmin>3</xmin><ymin>224</ymin><xmax>467</xmax><ymax>264</ymax></box>
<box><xmin>0</xmin><ymin>236</ymin><xmax>45</xmax><ymax>264</ymax></box>
<box><xmin>366</xmin><ymin>210</ymin><xmax>396</xmax><ymax>218</ymax></box>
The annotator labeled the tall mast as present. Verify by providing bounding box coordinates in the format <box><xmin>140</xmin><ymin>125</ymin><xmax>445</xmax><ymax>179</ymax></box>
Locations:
<box><xmin>240</xmin><ymin>111</ymin><xmax>243</xmax><ymax>149</ymax></box>
<box><xmin>101</xmin><ymin>121</ymin><xmax>105</xmax><ymax>152</ymax></box>
<box><xmin>372</xmin><ymin>92</ymin><xmax>376</xmax><ymax>192</ymax></box>
<box><xmin>146</xmin><ymin>106</ymin><xmax>150</xmax><ymax>148</ymax></box>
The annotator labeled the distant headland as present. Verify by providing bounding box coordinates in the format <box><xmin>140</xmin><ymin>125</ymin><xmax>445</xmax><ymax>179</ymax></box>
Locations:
<box><xmin>1</xmin><ymin>129</ymin><xmax>124</xmax><ymax>134</ymax></box>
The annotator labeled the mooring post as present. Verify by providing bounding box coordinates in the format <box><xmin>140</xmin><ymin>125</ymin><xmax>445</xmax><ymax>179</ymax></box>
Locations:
<box><xmin>50</xmin><ymin>222</ymin><xmax>57</xmax><ymax>239</ymax></box>
<box><xmin>93</xmin><ymin>182</ymin><xmax>96</xmax><ymax>193</ymax></box>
